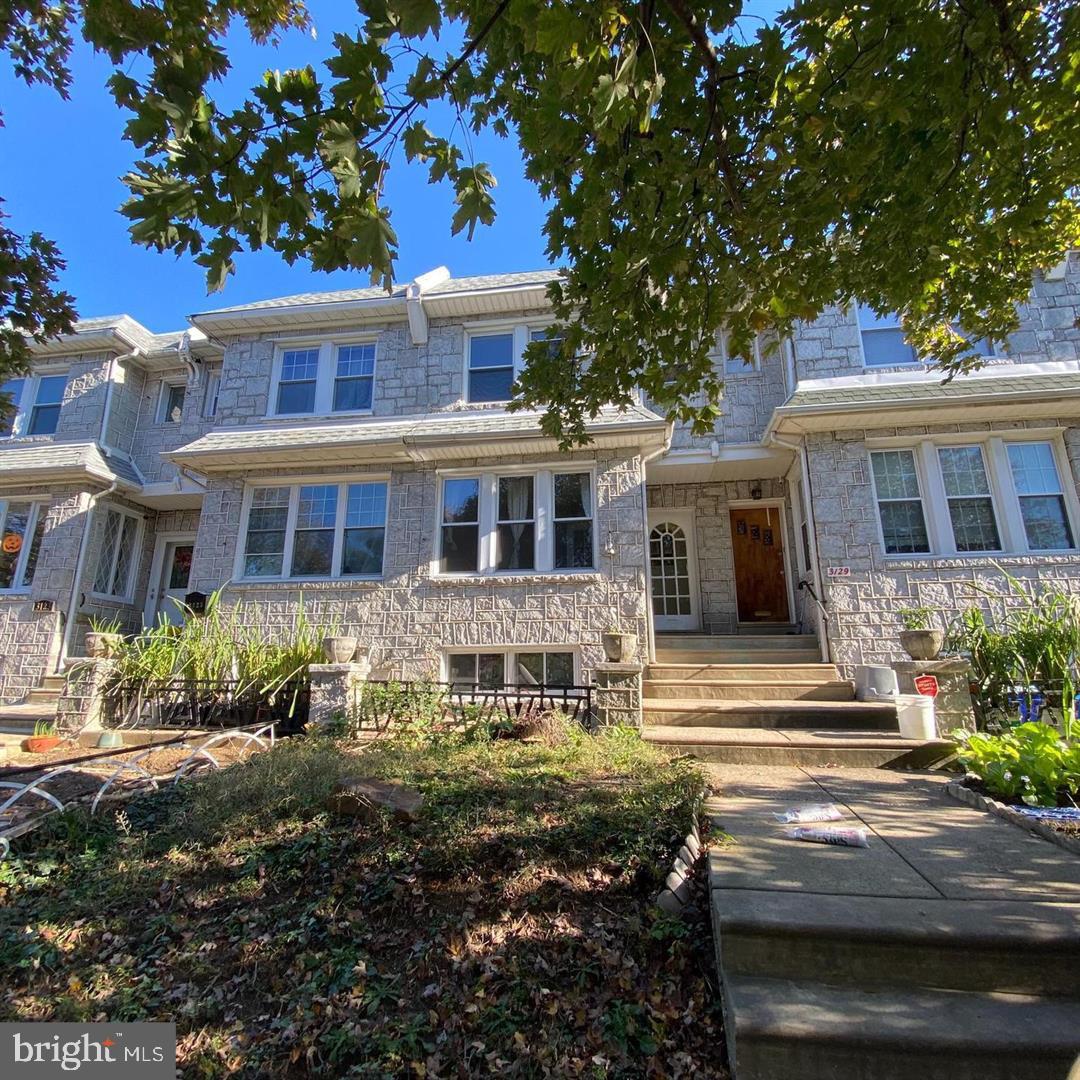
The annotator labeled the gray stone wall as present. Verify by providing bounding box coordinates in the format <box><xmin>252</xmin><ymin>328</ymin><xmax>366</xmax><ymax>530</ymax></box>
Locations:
<box><xmin>104</xmin><ymin>358</ymin><xmax>146</xmax><ymax>456</ymax></box>
<box><xmin>806</xmin><ymin>419</ymin><xmax>1080</xmax><ymax>675</ymax></box>
<box><xmin>188</xmin><ymin>450</ymin><xmax>649</xmax><ymax>680</ymax></box>
<box><xmin>646</xmin><ymin>478</ymin><xmax>805</xmax><ymax>634</ymax></box>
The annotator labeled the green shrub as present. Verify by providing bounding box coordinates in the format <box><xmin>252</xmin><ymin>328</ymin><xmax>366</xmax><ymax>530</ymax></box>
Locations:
<box><xmin>952</xmin><ymin>722</ymin><xmax>1080</xmax><ymax>807</ymax></box>
<box><xmin>898</xmin><ymin>605</ymin><xmax>937</xmax><ymax>631</ymax></box>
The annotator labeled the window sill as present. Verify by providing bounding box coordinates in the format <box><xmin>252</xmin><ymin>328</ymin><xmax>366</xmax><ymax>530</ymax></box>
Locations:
<box><xmin>264</xmin><ymin>410</ymin><xmax>375</xmax><ymax>422</ymax></box>
<box><xmin>0</xmin><ymin>589</ymin><xmax>31</xmax><ymax>599</ymax></box>
<box><xmin>429</xmin><ymin>571</ymin><xmax>603</xmax><ymax>586</ymax></box>
<box><xmin>877</xmin><ymin>551</ymin><xmax>1080</xmax><ymax>570</ymax></box>
<box><xmin>89</xmin><ymin>593</ymin><xmax>137</xmax><ymax>605</ymax></box>
<box><xmin>231</xmin><ymin>577</ymin><xmax>385</xmax><ymax>590</ymax></box>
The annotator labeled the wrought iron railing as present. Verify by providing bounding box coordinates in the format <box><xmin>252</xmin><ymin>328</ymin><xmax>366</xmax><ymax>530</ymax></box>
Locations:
<box><xmin>354</xmin><ymin>680</ymin><xmax>593</xmax><ymax>732</ymax></box>
<box><xmin>103</xmin><ymin>679</ymin><xmax>310</xmax><ymax>734</ymax></box>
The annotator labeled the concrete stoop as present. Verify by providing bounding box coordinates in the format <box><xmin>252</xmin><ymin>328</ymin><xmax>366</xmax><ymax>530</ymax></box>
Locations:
<box><xmin>707</xmin><ymin>767</ymin><xmax>1080</xmax><ymax>1080</ymax></box>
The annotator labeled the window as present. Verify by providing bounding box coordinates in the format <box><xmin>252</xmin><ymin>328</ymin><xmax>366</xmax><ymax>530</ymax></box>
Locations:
<box><xmin>333</xmin><ymin>344</ymin><xmax>376</xmax><ymax>412</ymax></box>
<box><xmin>0</xmin><ymin>379</ymin><xmax>25</xmax><ymax>437</ymax></box>
<box><xmin>870</xmin><ymin>450</ymin><xmax>930</xmax><ymax>554</ymax></box>
<box><xmin>203</xmin><ymin>369</ymin><xmax>221</xmax><ymax>418</ymax></box>
<box><xmin>27</xmin><ymin>374</ymin><xmax>66</xmax><ymax>435</ymax></box>
<box><xmin>1006</xmin><ymin>442</ymin><xmax>1074</xmax><ymax>550</ymax></box>
<box><xmin>159</xmin><ymin>382</ymin><xmax>186</xmax><ymax>423</ymax></box>
<box><xmin>276</xmin><ymin>349</ymin><xmax>319</xmax><ymax>414</ymax></box>
<box><xmin>720</xmin><ymin>331</ymin><xmax>760</xmax><ymax>374</ymax></box>
<box><xmin>241</xmin><ymin>480</ymin><xmax>388</xmax><ymax>579</ymax></box>
<box><xmin>553</xmin><ymin>473</ymin><xmax>594</xmax><ymax>569</ymax></box>
<box><xmin>92</xmin><ymin>508</ymin><xmax>141</xmax><ymax>599</ymax></box>
<box><xmin>497</xmin><ymin>476</ymin><xmax>535</xmax><ymax>571</ymax></box>
<box><xmin>0</xmin><ymin>500</ymin><xmax>46</xmax><ymax>591</ymax></box>
<box><xmin>437</xmin><ymin>469</ymin><xmax>596</xmax><ymax>575</ymax></box>
<box><xmin>938</xmin><ymin>446</ymin><xmax>1001</xmax><ymax>552</ymax></box>
<box><xmin>858</xmin><ymin>307</ymin><xmax>918</xmax><ymax>367</ymax></box>
<box><xmin>447</xmin><ymin>650</ymin><xmax>576</xmax><ymax>688</ymax></box>
<box><xmin>467</xmin><ymin>333</ymin><xmax>515</xmax><ymax>403</ymax></box>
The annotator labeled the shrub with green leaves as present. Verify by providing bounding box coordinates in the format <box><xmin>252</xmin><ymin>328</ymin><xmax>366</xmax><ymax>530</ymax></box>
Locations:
<box><xmin>953</xmin><ymin>722</ymin><xmax>1080</xmax><ymax>807</ymax></box>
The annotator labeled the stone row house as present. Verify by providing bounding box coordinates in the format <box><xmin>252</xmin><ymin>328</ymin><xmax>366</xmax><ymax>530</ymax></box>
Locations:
<box><xmin>1</xmin><ymin>258</ymin><xmax>1079</xmax><ymax>706</ymax></box>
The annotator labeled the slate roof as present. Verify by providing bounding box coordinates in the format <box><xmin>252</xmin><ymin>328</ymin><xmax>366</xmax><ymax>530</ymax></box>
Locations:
<box><xmin>0</xmin><ymin>440</ymin><xmax>144</xmax><ymax>488</ymax></box>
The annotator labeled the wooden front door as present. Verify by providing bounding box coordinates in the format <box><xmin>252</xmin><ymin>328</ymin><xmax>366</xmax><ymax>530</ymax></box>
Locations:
<box><xmin>729</xmin><ymin>506</ymin><xmax>790</xmax><ymax>623</ymax></box>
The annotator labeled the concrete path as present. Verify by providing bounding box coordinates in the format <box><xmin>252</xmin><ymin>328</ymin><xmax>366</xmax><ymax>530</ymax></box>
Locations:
<box><xmin>705</xmin><ymin>765</ymin><xmax>1080</xmax><ymax>1080</ymax></box>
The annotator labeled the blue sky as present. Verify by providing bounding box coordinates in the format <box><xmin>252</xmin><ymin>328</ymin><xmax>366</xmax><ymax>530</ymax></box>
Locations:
<box><xmin>0</xmin><ymin>2</ymin><xmax>551</xmax><ymax>332</ymax></box>
<box><xmin>1</xmin><ymin>2</ymin><xmax>781</xmax><ymax>333</ymax></box>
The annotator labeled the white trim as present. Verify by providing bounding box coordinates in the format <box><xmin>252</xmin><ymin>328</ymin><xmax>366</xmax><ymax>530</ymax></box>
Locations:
<box><xmin>433</xmin><ymin>466</ymin><xmax>598</xmax><ymax>577</ymax></box>
<box><xmin>865</xmin><ymin>427</ymin><xmax>1067</xmax><ymax>449</ymax></box>
<box><xmin>1</xmin><ymin>371</ymin><xmax>70</xmax><ymax>439</ymax></box>
<box><xmin>156</xmin><ymin>377</ymin><xmax>188</xmax><ymax>424</ymax></box>
<box><xmin>727</xmin><ymin>498</ymin><xmax>797</xmax><ymax>623</ymax></box>
<box><xmin>143</xmin><ymin>531</ymin><xmax>197</xmax><ymax>627</ymax></box>
<box><xmin>89</xmin><ymin>505</ymin><xmax>144</xmax><ymax>602</ymax></box>
<box><xmin>268</xmin><ymin>337</ymin><xmax>379</xmax><ymax>419</ymax></box>
<box><xmin>647</xmin><ymin>509</ymin><xmax>701</xmax><ymax>631</ymax></box>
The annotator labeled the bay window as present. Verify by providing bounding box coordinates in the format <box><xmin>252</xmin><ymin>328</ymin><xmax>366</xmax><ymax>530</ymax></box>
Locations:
<box><xmin>240</xmin><ymin>480</ymin><xmax>388</xmax><ymax>579</ymax></box>
<box><xmin>870</xmin><ymin>438</ymin><xmax>1077</xmax><ymax>557</ymax></box>
<box><xmin>270</xmin><ymin>340</ymin><xmax>378</xmax><ymax>416</ymax></box>
<box><xmin>92</xmin><ymin>507</ymin><xmax>141</xmax><ymax>599</ymax></box>
<box><xmin>0</xmin><ymin>500</ymin><xmax>46</xmax><ymax>591</ymax></box>
<box><xmin>437</xmin><ymin>469</ymin><xmax>595</xmax><ymax>575</ymax></box>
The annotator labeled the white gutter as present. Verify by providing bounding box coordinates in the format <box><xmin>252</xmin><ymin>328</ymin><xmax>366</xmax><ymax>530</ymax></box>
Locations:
<box><xmin>58</xmin><ymin>480</ymin><xmax>118</xmax><ymax>669</ymax></box>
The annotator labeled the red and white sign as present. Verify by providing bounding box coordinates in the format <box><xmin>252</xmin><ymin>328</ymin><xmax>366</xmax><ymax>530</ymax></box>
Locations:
<box><xmin>913</xmin><ymin>674</ymin><xmax>939</xmax><ymax>698</ymax></box>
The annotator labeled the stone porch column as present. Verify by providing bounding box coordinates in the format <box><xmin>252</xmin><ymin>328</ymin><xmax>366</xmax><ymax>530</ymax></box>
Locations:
<box><xmin>308</xmin><ymin>663</ymin><xmax>369</xmax><ymax>727</ymax></box>
<box><xmin>593</xmin><ymin>662</ymin><xmax>644</xmax><ymax>728</ymax></box>
<box><xmin>55</xmin><ymin>659</ymin><xmax>115</xmax><ymax>736</ymax></box>
<box><xmin>892</xmin><ymin>659</ymin><xmax>976</xmax><ymax>733</ymax></box>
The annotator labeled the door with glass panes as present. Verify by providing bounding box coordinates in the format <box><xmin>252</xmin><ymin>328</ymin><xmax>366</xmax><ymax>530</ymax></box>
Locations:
<box><xmin>647</xmin><ymin>511</ymin><xmax>700</xmax><ymax>631</ymax></box>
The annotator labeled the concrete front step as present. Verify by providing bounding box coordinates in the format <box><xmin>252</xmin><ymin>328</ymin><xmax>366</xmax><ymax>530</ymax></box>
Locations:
<box><xmin>643</xmin><ymin>726</ymin><xmax>952</xmax><ymax>767</ymax></box>
<box><xmin>644</xmin><ymin>698</ymin><xmax>898</xmax><ymax>730</ymax></box>
<box><xmin>643</xmin><ymin>679</ymin><xmax>855</xmax><ymax>702</ymax></box>
<box><xmin>715</xmin><ymin>891</ymin><xmax>1080</xmax><ymax>997</ymax></box>
<box><xmin>722</xmin><ymin>975</ymin><xmax>1080</xmax><ymax>1080</ymax></box>
<box><xmin>27</xmin><ymin>688</ymin><xmax>61</xmax><ymax>704</ymax></box>
<box><xmin>736</xmin><ymin>622</ymin><xmax>802</xmax><ymax>635</ymax></box>
<box><xmin>656</xmin><ymin>648</ymin><xmax>823</xmax><ymax>665</ymax></box>
<box><xmin>656</xmin><ymin>634</ymin><xmax>819</xmax><ymax>651</ymax></box>
<box><xmin>646</xmin><ymin>662</ymin><xmax>841</xmax><ymax>682</ymax></box>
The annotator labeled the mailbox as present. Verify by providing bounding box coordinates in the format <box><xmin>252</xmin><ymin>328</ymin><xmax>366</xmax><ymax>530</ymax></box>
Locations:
<box><xmin>184</xmin><ymin>591</ymin><xmax>208</xmax><ymax>616</ymax></box>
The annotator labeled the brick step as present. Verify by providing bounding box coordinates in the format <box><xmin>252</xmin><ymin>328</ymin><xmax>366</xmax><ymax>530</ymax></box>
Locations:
<box><xmin>656</xmin><ymin>648</ymin><xmax>823</xmax><ymax>665</ymax></box>
<box><xmin>646</xmin><ymin>662</ymin><xmax>841</xmax><ymax>682</ymax></box>
<box><xmin>644</xmin><ymin>698</ymin><xmax>897</xmax><ymax>730</ymax></box>
<box><xmin>642</xmin><ymin>726</ymin><xmax>951</xmax><ymax>768</ymax></box>
<box><xmin>643</xmin><ymin>679</ymin><xmax>855</xmax><ymax>702</ymax></box>
<box><xmin>715</xmin><ymin>891</ymin><xmax>1080</xmax><ymax>997</ymax></box>
<box><xmin>722</xmin><ymin>976</ymin><xmax>1080</xmax><ymax>1080</ymax></box>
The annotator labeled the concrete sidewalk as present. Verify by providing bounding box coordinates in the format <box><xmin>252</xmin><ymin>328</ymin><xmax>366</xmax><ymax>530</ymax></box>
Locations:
<box><xmin>705</xmin><ymin>766</ymin><xmax>1080</xmax><ymax>1080</ymax></box>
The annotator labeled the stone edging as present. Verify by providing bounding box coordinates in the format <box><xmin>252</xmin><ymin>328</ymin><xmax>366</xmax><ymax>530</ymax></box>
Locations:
<box><xmin>655</xmin><ymin>806</ymin><xmax>704</xmax><ymax>915</ymax></box>
<box><xmin>946</xmin><ymin>779</ymin><xmax>1080</xmax><ymax>857</ymax></box>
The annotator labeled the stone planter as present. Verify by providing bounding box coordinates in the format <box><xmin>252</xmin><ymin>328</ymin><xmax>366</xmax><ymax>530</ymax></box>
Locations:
<box><xmin>899</xmin><ymin>629</ymin><xmax>945</xmax><ymax>661</ymax></box>
<box><xmin>601</xmin><ymin>631</ymin><xmax>638</xmax><ymax>663</ymax></box>
<box><xmin>85</xmin><ymin>632</ymin><xmax>122</xmax><ymax>659</ymax></box>
<box><xmin>322</xmin><ymin>636</ymin><xmax>358</xmax><ymax>664</ymax></box>
<box><xmin>23</xmin><ymin>735</ymin><xmax>61</xmax><ymax>754</ymax></box>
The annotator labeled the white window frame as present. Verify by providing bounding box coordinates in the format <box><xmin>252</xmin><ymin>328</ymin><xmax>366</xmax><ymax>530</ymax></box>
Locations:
<box><xmin>868</xmin><ymin>448</ymin><xmax>932</xmax><ymax>556</ymax></box>
<box><xmin>462</xmin><ymin>319</ymin><xmax>553</xmax><ymax>405</ymax></box>
<box><xmin>234</xmin><ymin>474</ymin><xmax>391</xmax><ymax>582</ymax></box>
<box><xmin>935</xmin><ymin>443</ymin><xmax>1004</xmax><ymax>554</ymax></box>
<box><xmin>718</xmin><ymin>331</ymin><xmax>761</xmax><ymax>375</ymax></box>
<box><xmin>157</xmin><ymin>378</ymin><xmax>188</xmax><ymax>424</ymax></box>
<box><xmin>866</xmin><ymin>433</ymin><xmax>1080</xmax><ymax>558</ymax></box>
<box><xmin>267</xmin><ymin>336</ymin><xmax>379</xmax><ymax>418</ymax></box>
<box><xmin>90</xmin><ymin>506</ymin><xmax>144</xmax><ymax>602</ymax></box>
<box><xmin>0</xmin><ymin>497</ymin><xmax>48</xmax><ymax>593</ymax></box>
<box><xmin>0</xmin><ymin>369</ymin><xmax>69</xmax><ymax>439</ymax></box>
<box><xmin>442</xmin><ymin>647</ymin><xmax>580</xmax><ymax>688</ymax></box>
<box><xmin>856</xmin><ymin>306</ymin><xmax>1002</xmax><ymax>369</ymax></box>
<box><xmin>202</xmin><ymin>367</ymin><xmax>222</xmax><ymax>418</ymax></box>
<box><xmin>433</xmin><ymin>464</ymin><xmax>597</xmax><ymax>577</ymax></box>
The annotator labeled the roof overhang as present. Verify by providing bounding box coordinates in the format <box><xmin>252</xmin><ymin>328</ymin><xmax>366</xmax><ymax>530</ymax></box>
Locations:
<box><xmin>0</xmin><ymin>441</ymin><xmax>142</xmax><ymax>491</ymax></box>
<box><xmin>28</xmin><ymin>326</ymin><xmax>142</xmax><ymax>360</ymax></box>
<box><xmin>165</xmin><ymin>408</ymin><xmax>670</xmax><ymax>473</ymax></box>
<box><xmin>126</xmin><ymin>476</ymin><xmax>206</xmax><ymax>510</ymax></box>
<box><xmin>647</xmin><ymin>443</ymin><xmax>795</xmax><ymax>483</ymax></box>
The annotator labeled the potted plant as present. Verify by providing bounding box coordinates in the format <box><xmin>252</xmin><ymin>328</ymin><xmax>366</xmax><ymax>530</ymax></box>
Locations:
<box><xmin>898</xmin><ymin>605</ymin><xmax>945</xmax><ymax>660</ymax></box>
<box><xmin>322</xmin><ymin>635</ymin><xmax>358</xmax><ymax>664</ymax></box>
<box><xmin>601</xmin><ymin>627</ymin><xmax>638</xmax><ymax>663</ymax></box>
<box><xmin>85</xmin><ymin>615</ymin><xmax>124</xmax><ymax>659</ymax></box>
<box><xmin>24</xmin><ymin>719</ymin><xmax>61</xmax><ymax>754</ymax></box>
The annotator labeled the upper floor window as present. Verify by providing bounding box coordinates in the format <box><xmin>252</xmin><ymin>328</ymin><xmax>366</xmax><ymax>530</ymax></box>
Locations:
<box><xmin>0</xmin><ymin>373</ymin><xmax>67</xmax><ymax>437</ymax></box>
<box><xmin>159</xmin><ymin>381</ymin><xmax>187</xmax><ymax>424</ymax></box>
<box><xmin>719</xmin><ymin>331</ymin><xmax>760</xmax><ymax>374</ymax></box>
<box><xmin>203</xmin><ymin>368</ymin><xmax>221</xmax><ymax>418</ymax></box>
<box><xmin>468</xmin><ymin>333</ymin><xmax>515</xmax><ymax>403</ymax></box>
<box><xmin>858</xmin><ymin>307</ymin><xmax>918</xmax><ymax>368</ymax></box>
<box><xmin>271</xmin><ymin>341</ymin><xmax>377</xmax><ymax>417</ymax></box>
<box><xmin>240</xmin><ymin>479</ymin><xmax>388</xmax><ymax>580</ymax></box>
<box><xmin>0</xmin><ymin>379</ymin><xmax>25</xmax><ymax>437</ymax></box>
<box><xmin>437</xmin><ymin>468</ymin><xmax>595</xmax><ymax>575</ymax></box>
<box><xmin>870</xmin><ymin>438</ymin><xmax>1076</xmax><ymax>556</ymax></box>
<box><xmin>92</xmin><ymin>507</ymin><xmax>141</xmax><ymax>600</ymax></box>
<box><xmin>0</xmin><ymin>500</ymin><xmax>46</xmax><ymax>592</ymax></box>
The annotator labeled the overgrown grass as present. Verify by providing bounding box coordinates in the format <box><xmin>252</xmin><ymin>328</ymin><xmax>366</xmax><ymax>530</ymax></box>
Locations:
<box><xmin>0</xmin><ymin>729</ymin><xmax>718</xmax><ymax>1077</ymax></box>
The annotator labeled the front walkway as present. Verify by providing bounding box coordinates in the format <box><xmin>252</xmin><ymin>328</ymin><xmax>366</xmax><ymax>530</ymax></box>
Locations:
<box><xmin>705</xmin><ymin>766</ymin><xmax>1080</xmax><ymax>1080</ymax></box>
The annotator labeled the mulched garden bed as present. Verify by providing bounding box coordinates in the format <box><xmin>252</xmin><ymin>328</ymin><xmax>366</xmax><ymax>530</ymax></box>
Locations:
<box><xmin>0</xmin><ymin>730</ymin><xmax>725</xmax><ymax>1077</ymax></box>
<box><xmin>947</xmin><ymin>778</ymin><xmax>1080</xmax><ymax>855</ymax></box>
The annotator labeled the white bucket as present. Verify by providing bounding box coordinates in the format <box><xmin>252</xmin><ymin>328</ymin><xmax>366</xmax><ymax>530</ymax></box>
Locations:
<box><xmin>894</xmin><ymin>693</ymin><xmax>936</xmax><ymax>740</ymax></box>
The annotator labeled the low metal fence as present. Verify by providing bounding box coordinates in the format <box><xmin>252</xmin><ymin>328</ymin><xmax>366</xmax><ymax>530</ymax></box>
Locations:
<box><xmin>103</xmin><ymin>679</ymin><xmax>310</xmax><ymax>734</ymax></box>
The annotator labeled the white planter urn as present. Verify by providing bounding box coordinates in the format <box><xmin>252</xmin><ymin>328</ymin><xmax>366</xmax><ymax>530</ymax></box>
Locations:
<box><xmin>322</xmin><ymin>636</ymin><xmax>358</xmax><ymax>664</ymax></box>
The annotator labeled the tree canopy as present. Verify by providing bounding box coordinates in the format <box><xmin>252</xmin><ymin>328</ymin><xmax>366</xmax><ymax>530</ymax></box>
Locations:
<box><xmin>2</xmin><ymin>0</ymin><xmax>1078</xmax><ymax>441</ymax></box>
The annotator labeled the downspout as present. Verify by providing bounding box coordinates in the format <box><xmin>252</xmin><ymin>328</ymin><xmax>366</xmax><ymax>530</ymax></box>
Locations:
<box><xmin>58</xmin><ymin>479</ymin><xmax>118</xmax><ymax>669</ymax></box>
<box><xmin>639</xmin><ymin>435</ymin><xmax>672</xmax><ymax>665</ymax></box>
<box><xmin>98</xmin><ymin>348</ymin><xmax>143</xmax><ymax>454</ymax></box>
